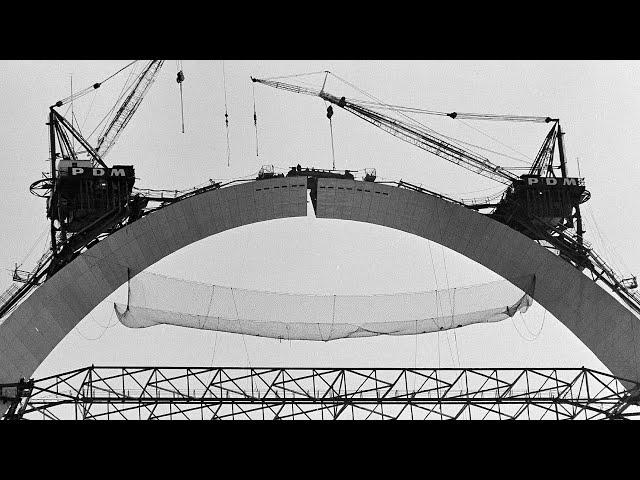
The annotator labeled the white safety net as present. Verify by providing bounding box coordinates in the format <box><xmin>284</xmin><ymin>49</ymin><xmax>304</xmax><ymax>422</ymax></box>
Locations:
<box><xmin>114</xmin><ymin>271</ymin><xmax>535</xmax><ymax>341</ymax></box>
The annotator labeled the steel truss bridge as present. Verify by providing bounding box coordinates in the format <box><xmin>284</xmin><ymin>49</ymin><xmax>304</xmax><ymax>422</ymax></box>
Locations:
<box><xmin>2</xmin><ymin>366</ymin><xmax>640</xmax><ymax>420</ymax></box>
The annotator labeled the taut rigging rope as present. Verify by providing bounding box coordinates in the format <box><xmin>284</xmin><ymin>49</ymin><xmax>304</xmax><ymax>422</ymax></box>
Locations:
<box><xmin>176</xmin><ymin>60</ymin><xmax>185</xmax><ymax>134</ymax></box>
<box><xmin>222</xmin><ymin>60</ymin><xmax>231</xmax><ymax>167</ymax></box>
<box><xmin>252</xmin><ymin>81</ymin><xmax>259</xmax><ymax>157</ymax></box>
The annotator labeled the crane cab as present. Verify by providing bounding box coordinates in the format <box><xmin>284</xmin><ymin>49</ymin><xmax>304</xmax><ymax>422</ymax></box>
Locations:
<box><xmin>50</xmin><ymin>162</ymin><xmax>135</xmax><ymax>233</ymax></box>
<box><xmin>57</xmin><ymin>158</ymin><xmax>93</xmax><ymax>175</ymax></box>
<box><xmin>492</xmin><ymin>175</ymin><xmax>589</xmax><ymax>239</ymax></box>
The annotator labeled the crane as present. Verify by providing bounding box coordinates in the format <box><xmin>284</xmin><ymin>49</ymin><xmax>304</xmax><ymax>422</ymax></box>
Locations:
<box><xmin>252</xmin><ymin>76</ymin><xmax>523</xmax><ymax>186</ymax></box>
<box><xmin>251</xmin><ymin>74</ymin><xmax>581</xmax><ymax>185</ymax></box>
<box><xmin>252</xmin><ymin>72</ymin><xmax>640</xmax><ymax>317</ymax></box>
<box><xmin>251</xmin><ymin>74</ymin><xmax>587</xmax><ymax>239</ymax></box>
<box><xmin>0</xmin><ymin>61</ymin><xmax>166</xmax><ymax>319</ymax></box>
<box><xmin>43</xmin><ymin>60</ymin><xmax>165</xmax><ymax>259</ymax></box>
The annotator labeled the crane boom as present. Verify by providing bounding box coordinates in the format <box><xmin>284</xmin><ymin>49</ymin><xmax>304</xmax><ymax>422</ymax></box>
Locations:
<box><xmin>252</xmin><ymin>77</ymin><xmax>519</xmax><ymax>185</ymax></box>
<box><xmin>96</xmin><ymin>60</ymin><xmax>164</xmax><ymax>159</ymax></box>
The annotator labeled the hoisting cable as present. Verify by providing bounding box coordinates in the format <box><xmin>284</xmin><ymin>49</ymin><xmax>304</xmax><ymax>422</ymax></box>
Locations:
<box><xmin>255</xmin><ymin>70</ymin><xmax>546</xmax><ymax>173</ymax></box>
<box><xmin>99</xmin><ymin>60</ymin><xmax>139</xmax><ymax>88</ymax></box>
<box><xmin>222</xmin><ymin>60</ymin><xmax>231</xmax><ymax>167</ymax></box>
<box><xmin>87</xmin><ymin>63</ymin><xmax>140</xmax><ymax>143</ymax></box>
<box><xmin>326</xmin><ymin>104</ymin><xmax>336</xmax><ymax>170</ymax></box>
<box><xmin>252</xmin><ymin>80</ymin><xmax>259</xmax><ymax>157</ymax></box>
<box><xmin>70</xmin><ymin>74</ymin><xmax>75</xmax><ymax>153</ymax></box>
<box><xmin>53</xmin><ymin>60</ymin><xmax>138</xmax><ymax>107</ymax></box>
<box><xmin>327</xmin><ymin>72</ymin><xmax>501</xmax><ymax>171</ymax></box>
<box><xmin>426</xmin><ymin>239</ymin><xmax>444</xmax><ymax>369</ymax></box>
<box><xmin>326</xmin><ymin>72</ymin><xmax>539</xmax><ymax>174</ymax></box>
<box><xmin>176</xmin><ymin>60</ymin><xmax>185</xmax><ymax>133</ymax></box>
<box><xmin>447</xmin><ymin>112</ymin><xmax>554</xmax><ymax>123</ymax></box>
<box><xmin>231</xmin><ymin>287</ymin><xmax>252</xmax><ymax>367</ymax></box>
<box><xmin>81</xmin><ymin>88</ymin><xmax>98</xmax><ymax>132</ymax></box>
<box><xmin>72</xmin><ymin>110</ymin><xmax>84</xmax><ymax>139</ymax></box>
<box><xmin>433</xmin><ymin>201</ymin><xmax>461</xmax><ymax>368</ymax></box>
<box><xmin>456</xmin><ymin>119</ymin><xmax>533</xmax><ymax>165</ymax></box>
<box><xmin>260</xmin><ymin>70</ymin><xmax>330</xmax><ymax>82</ymax></box>
<box><xmin>13</xmin><ymin>228</ymin><xmax>49</xmax><ymax>271</ymax></box>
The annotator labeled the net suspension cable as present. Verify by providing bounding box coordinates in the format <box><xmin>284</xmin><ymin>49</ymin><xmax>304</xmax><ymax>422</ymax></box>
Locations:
<box><xmin>437</xmin><ymin>210</ymin><xmax>462</xmax><ymax>369</ymax></box>
<box><xmin>231</xmin><ymin>287</ymin><xmax>252</xmax><ymax>368</ymax></box>
<box><xmin>426</xmin><ymin>238</ymin><xmax>447</xmax><ymax>368</ymax></box>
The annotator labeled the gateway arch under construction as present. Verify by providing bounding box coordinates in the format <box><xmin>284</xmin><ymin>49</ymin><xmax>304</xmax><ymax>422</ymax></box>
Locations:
<box><xmin>2</xmin><ymin>61</ymin><xmax>640</xmax><ymax>420</ymax></box>
<box><xmin>1</xmin><ymin>175</ymin><xmax>639</xmax><ymax>419</ymax></box>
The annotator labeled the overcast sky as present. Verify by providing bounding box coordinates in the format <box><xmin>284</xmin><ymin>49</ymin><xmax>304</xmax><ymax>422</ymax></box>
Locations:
<box><xmin>1</xmin><ymin>60</ymin><xmax>639</xmax><ymax>378</ymax></box>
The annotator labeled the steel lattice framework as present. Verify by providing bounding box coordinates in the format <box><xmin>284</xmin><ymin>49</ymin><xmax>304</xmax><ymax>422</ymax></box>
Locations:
<box><xmin>2</xmin><ymin>366</ymin><xmax>640</xmax><ymax>420</ymax></box>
